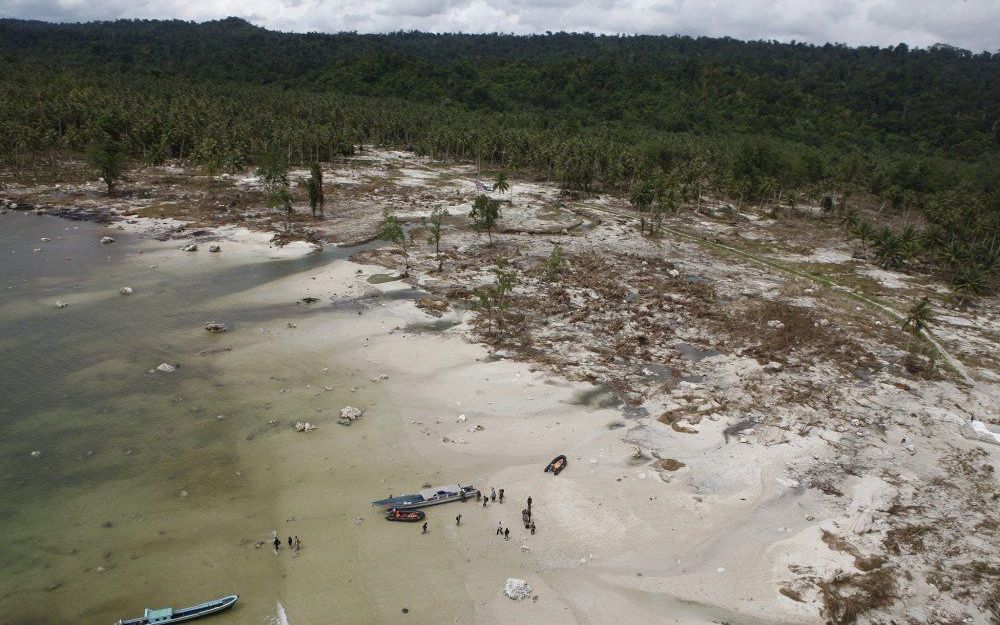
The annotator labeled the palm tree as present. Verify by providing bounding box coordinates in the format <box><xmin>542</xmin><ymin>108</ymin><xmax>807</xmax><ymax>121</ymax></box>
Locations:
<box><xmin>874</xmin><ymin>227</ymin><xmax>904</xmax><ymax>269</ymax></box>
<box><xmin>840</xmin><ymin>208</ymin><xmax>860</xmax><ymax>233</ymax></box>
<box><xmin>901</xmin><ymin>297</ymin><xmax>934</xmax><ymax>338</ymax></box>
<box><xmin>492</xmin><ymin>170</ymin><xmax>510</xmax><ymax>201</ymax></box>
<box><xmin>951</xmin><ymin>264</ymin><xmax>987</xmax><ymax>305</ymax></box>
<box><xmin>852</xmin><ymin>220</ymin><xmax>876</xmax><ymax>250</ymax></box>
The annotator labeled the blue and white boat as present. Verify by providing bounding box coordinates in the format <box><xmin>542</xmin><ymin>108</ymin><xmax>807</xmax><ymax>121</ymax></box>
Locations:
<box><xmin>372</xmin><ymin>484</ymin><xmax>476</xmax><ymax>510</ymax></box>
<box><xmin>115</xmin><ymin>594</ymin><xmax>238</xmax><ymax>624</ymax></box>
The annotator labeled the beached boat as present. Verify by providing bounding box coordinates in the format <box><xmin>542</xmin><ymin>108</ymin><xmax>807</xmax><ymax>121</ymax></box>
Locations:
<box><xmin>385</xmin><ymin>508</ymin><xmax>426</xmax><ymax>522</ymax></box>
<box><xmin>544</xmin><ymin>454</ymin><xmax>568</xmax><ymax>475</ymax></box>
<box><xmin>115</xmin><ymin>594</ymin><xmax>238</xmax><ymax>625</ymax></box>
<box><xmin>372</xmin><ymin>484</ymin><xmax>476</xmax><ymax>510</ymax></box>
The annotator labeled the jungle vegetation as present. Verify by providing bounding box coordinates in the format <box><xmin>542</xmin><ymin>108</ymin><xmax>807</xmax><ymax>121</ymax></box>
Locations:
<box><xmin>1</xmin><ymin>18</ymin><xmax>998</xmax><ymax>296</ymax></box>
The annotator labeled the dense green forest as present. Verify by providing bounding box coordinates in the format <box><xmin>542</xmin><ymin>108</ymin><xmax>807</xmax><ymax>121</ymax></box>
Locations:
<box><xmin>1</xmin><ymin>18</ymin><xmax>998</xmax><ymax>295</ymax></box>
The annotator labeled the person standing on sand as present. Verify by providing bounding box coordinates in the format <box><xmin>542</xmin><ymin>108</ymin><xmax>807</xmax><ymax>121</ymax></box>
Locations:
<box><xmin>490</xmin><ymin>488</ymin><xmax>496</xmax><ymax>502</ymax></box>
<box><xmin>456</xmin><ymin>514</ymin><xmax>462</xmax><ymax>526</ymax></box>
<box><xmin>476</xmin><ymin>489</ymin><xmax>482</xmax><ymax>501</ymax></box>
<box><xmin>504</xmin><ymin>527</ymin><xmax>510</xmax><ymax>541</ymax></box>
<box><xmin>422</xmin><ymin>522</ymin><xmax>428</xmax><ymax>534</ymax></box>
<box><xmin>530</xmin><ymin>522</ymin><xmax>536</xmax><ymax>535</ymax></box>
<box><xmin>497</xmin><ymin>521</ymin><xmax>503</xmax><ymax>535</ymax></box>
<box><xmin>482</xmin><ymin>497</ymin><xmax>487</xmax><ymax>508</ymax></box>
<box><xmin>293</xmin><ymin>536</ymin><xmax>301</xmax><ymax>552</ymax></box>
<box><xmin>287</xmin><ymin>536</ymin><xmax>293</xmax><ymax>548</ymax></box>
<box><xmin>527</xmin><ymin>496</ymin><xmax>532</xmax><ymax>512</ymax></box>
<box><xmin>273</xmin><ymin>536</ymin><xmax>281</xmax><ymax>552</ymax></box>
<box><xmin>499</xmin><ymin>488</ymin><xmax>504</xmax><ymax>503</ymax></box>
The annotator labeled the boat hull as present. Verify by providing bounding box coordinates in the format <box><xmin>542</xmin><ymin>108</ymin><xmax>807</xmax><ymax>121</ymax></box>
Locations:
<box><xmin>385</xmin><ymin>509</ymin><xmax>426</xmax><ymax>522</ymax></box>
<box><xmin>118</xmin><ymin>594</ymin><xmax>238</xmax><ymax>625</ymax></box>
<box><xmin>372</xmin><ymin>485</ymin><xmax>476</xmax><ymax>510</ymax></box>
<box><xmin>545</xmin><ymin>455</ymin><xmax>568</xmax><ymax>475</ymax></box>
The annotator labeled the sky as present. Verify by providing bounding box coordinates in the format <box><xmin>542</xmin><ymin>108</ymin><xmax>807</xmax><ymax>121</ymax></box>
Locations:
<box><xmin>2</xmin><ymin>0</ymin><xmax>998</xmax><ymax>52</ymax></box>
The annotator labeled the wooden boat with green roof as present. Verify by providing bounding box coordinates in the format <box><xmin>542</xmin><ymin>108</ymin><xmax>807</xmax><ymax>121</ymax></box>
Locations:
<box><xmin>114</xmin><ymin>594</ymin><xmax>238</xmax><ymax>625</ymax></box>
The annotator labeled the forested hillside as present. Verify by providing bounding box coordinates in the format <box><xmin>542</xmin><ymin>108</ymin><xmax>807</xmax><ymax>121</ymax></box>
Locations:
<box><xmin>1</xmin><ymin>18</ymin><xmax>998</xmax><ymax>294</ymax></box>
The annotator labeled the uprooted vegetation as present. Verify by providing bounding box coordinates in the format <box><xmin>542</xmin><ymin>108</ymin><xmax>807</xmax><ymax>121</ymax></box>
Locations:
<box><xmin>817</xmin><ymin>567</ymin><xmax>898</xmax><ymax>625</ymax></box>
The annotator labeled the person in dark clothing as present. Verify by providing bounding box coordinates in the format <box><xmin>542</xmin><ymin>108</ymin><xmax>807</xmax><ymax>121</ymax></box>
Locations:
<box><xmin>456</xmin><ymin>514</ymin><xmax>462</xmax><ymax>526</ymax></box>
<box><xmin>503</xmin><ymin>527</ymin><xmax>510</xmax><ymax>540</ymax></box>
<box><xmin>490</xmin><ymin>488</ymin><xmax>496</xmax><ymax>502</ymax></box>
<box><xmin>288</xmin><ymin>536</ymin><xmax>293</xmax><ymax>547</ymax></box>
<box><xmin>422</xmin><ymin>522</ymin><xmax>428</xmax><ymax>534</ymax></box>
<box><xmin>530</xmin><ymin>522</ymin><xmax>536</xmax><ymax>535</ymax></box>
<box><xmin>482</xmin><ymin>497</ymin><xmax>487</xmax><ymax>508</ymax></box>
<box><xmin>273</xmin><ymin>536</ymin><xmax>281</xmax><ymax>551</ymax></box>
<box><xmin>476</xmin><ymin>489</ymin><xmax>482</xmax><ymax>501</ymax></box>
<box><xmin>527</xmin><ymin>496</ymin><xmax>532</xmax><ymax>511</ymax></box>
<box><xmin>498</xmin><ymin>488</ymin><xmax>504</xmax><ymax>503</ymax></box>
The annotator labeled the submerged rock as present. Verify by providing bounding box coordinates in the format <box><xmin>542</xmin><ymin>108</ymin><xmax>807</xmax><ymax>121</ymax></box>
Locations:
<box><xmin>119</xmin><ymin>287</ymin><xmax>133</xmax><ymax>295</ymax></box>
<box><xmin>155</xmin><ymin>363</ymin><xmax>176</xmax><ymax>373</ymax></box>
<box><xmin>504</xmin><ymin>578</ymin><xmax>532</xmax><ymax>600</ymax></box>
<box><xmin>99</xmin><ymin>236</ymin><xmax>115</xmax><ymax>245</ymax></box>
<box><xmin>204</xmin><ymin>321</ymin><xmax>228</xmax><ymax>333</ymax></box>
<box><xmin>55</xmin><ymin>300</ymin><xmax>69</xmax><ymax>308</ymax></box>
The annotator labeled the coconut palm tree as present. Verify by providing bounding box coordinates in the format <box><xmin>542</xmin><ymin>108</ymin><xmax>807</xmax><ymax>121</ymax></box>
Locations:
<box><xmin>492</xmin><ymin>170</ymin><xmax>510</xmax><ymax>201</ymax></box>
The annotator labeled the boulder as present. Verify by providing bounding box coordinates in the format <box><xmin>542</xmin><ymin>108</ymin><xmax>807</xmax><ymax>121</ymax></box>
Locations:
<box><xmin>294</xmin><ymin>421</ymin><xmax>318</xmax><ymax>432</ymax></box>
<box><xmin>155</xmin><ymin>363</ymin><xmax>176</xmax><ymax>373</ymax></box>
<box><xmin>503</xmin><ymin>578</ymin><xmax>532</xmax><ymax>601</ymax></box>
<box><xmin>204</xmin><ymin>321</ymin><xmax>228</xmax><ymax>333</ymax></box>
<box><xmin>181</xmin><ymin>244</ymin><xmax>198</xmax><ymax>252</ymax></box>
<box><xmin>208</xmin><ymin>245</ymin><xmax>221</xmax><ymax>253</ymax></box>
<box><xmin>766</xmin><ymin>319</ymin><xmax>785</xmax><ymax>330</ymax></box>
<box><xmin>100</xmin><ymin>236</ymin><xmax>115</xmax><ymax>244</ymax></box>
<box><xmin>119</xmin><ymin>287</ymin><xmax>134</xmax><ymax>296</ymax></box>
<box><xmin>55</xmin><ymin>300</ymin><xmax>69</xmax><ymax>308</ymax></box>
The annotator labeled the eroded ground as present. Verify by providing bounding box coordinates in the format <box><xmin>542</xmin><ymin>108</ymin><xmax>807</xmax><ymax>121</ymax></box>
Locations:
<box><xmin>3</xmin><ymin>149</ymin><xmax>998</xmax><ymax>624</ymax></box>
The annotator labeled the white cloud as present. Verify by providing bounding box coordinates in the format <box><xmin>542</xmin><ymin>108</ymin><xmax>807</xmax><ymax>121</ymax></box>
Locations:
<box><xmin>1</xmin><ymin>0</ymin><xmax>997</xmax><ymax>51</ymax></box>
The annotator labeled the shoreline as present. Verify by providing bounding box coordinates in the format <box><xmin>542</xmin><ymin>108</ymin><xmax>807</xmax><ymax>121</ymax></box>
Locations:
<box><xmin>3</xmin><ymin>152</ymin><xmax>998</xmax><ymax>625</ymax></box>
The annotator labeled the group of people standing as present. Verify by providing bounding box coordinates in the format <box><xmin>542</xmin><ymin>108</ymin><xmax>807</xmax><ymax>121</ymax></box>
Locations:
<box><xmin>272</xmin><ymin>534</ymin><xmax>301</xmax><ymax>554</ymax></box>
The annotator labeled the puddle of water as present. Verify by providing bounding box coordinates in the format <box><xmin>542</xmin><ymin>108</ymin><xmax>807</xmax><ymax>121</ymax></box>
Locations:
<box><xmin>402</xmin><ymin>318</ymin><xmax>459</xmax><ymax>333</ymax></box>
<box><xmin>637</xmin><ymin>363</ymin><xmax>673</xmax><ymax>383</ymax></box>
<box><xmin>723</xmin><ymin>418</ymin><xmax>756</xmax><ymax>443</ymax></box>
<box><xmin>366</xmin><ymin>273</ymin><xmax>400</xmax><ymax>284</ymax></box>
<box><xmin>567</xmin><ymin>384</ymin><xmax>647</xmax><ymax>419</ymax></box>
<box><xmin>675</xmin><ymin>342</ymin><xmax>722</xmax><ymax>361</ymax></box>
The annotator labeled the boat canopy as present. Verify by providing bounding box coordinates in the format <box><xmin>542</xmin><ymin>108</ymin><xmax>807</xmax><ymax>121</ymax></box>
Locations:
<box><xmin>144</xmin><ymin>607</ymin><xmax>174</xmax><ymax>623</ymax></box>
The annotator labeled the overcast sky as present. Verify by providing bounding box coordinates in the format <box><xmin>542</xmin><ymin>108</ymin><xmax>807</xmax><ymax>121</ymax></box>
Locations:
<box><xmin>2</xmin><ymin>0</ymin><xmax>998</xmax><ymax>52</ymax></box>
